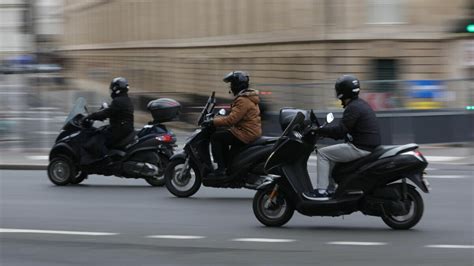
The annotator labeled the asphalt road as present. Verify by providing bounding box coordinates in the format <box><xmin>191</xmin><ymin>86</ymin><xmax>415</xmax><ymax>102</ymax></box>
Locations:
<box><xmin>0</xmin><ymin>164</ymin><xmax>473</xmax><ymax>266</ymax></box>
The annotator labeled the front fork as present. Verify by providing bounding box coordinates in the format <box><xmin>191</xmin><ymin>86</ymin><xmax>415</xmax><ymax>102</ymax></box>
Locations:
<box><xmin>177</xmin><ymin>156</ymin><xmax>190</xmax><ymax>182</ymax></box>
<box><xmin>264</xmin><ymin>184</ymin><xmax>279</xmax><ymax>209</ymax></box>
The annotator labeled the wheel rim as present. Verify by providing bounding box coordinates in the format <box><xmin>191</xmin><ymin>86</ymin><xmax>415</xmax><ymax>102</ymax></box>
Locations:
<box><xmin>51</xmin><ymin>160</ymin><xmax>71</xmax><ymax>182</ymax></box>
<box><xmin>171</xmin><ymin>164</ymin><xmax>195</xmax><ymax>192</ymax></box>
<box><xmin>389</xmin><ymin>195</ymin><xmax>416</xmax><ymax>223</ymax></box>
<box><xmin>259</xmin><ymin>192</ymin><xmax>288</xmax><ymax>220</ymax></box>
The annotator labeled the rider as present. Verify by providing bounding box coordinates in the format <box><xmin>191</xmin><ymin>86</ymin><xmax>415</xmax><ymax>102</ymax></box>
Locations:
<box><xmin>83</xmin><ymin>77</ymin><xmax>135</xmax><ymax>157</ymax></box>
<box><xmin>203</xmin><ymin>71</ymin><xmax>262</xmax><ymax>179</ymax></box>
<box><xmin>303</xmin><ymin>75</ymin><xmax>381</xmax><ymax>200</ymax></box>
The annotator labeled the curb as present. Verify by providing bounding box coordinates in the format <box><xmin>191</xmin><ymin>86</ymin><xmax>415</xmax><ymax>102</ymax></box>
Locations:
<box><xmin>0</xmin><ymin>165</ymin><xmax>47</xmax><ymax>170</ymax></box>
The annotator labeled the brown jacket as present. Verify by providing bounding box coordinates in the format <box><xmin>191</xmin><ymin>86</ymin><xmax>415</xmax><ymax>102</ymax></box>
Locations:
<box><xmin>213</xmin><ymin>89</ymin><xmax>262</xmax><ymax>144</ymax></box>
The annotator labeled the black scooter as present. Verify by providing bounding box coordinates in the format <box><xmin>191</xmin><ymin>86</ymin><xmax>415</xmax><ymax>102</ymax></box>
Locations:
<box><xmin>252</xmin><ymin>110</ymin><xmax>430</xmax><ymax>230</ymax></box>
<box><xmin>164</xmin><ymin>92</ymin><xmax>278</xmax><ymax>198</ymax></box>
<box><xmin>47</xmin><ymin>97</ymin><xmax>178</xmax><ymax>186</ymax></box>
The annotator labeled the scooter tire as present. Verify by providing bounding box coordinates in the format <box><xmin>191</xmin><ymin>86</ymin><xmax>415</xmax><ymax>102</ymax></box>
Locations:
<box><xmin>144</xmin><ymin>154</ymin><xmax>169</xmax><ymax>187</ymax></box>
<box><xmin>70</xmin><ymin>171</ymin><xmax>88</xmax><ymax>185</ymax></box>
<box><xmin>253</xmin><ymin>187</ymin><xmax>294</xmax><ymax>227</ymax></box>
<box><xmin>381</xmin><ymin>186</ymin><xmax>424</xmax><ymax>230</ymax></box>
<box><xmin>47</xmin><ymin>156</ymin><xmax>75</xmax><ymax>186</ymax></box>
<box><xmin>164</xmin><ymin>158</ymin><xmax>201</xmax><ymax>198</ymax></box>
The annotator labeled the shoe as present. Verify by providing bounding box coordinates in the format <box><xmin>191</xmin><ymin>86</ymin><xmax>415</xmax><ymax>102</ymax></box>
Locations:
<box><xmin>302</xmin><ymin>189</ymin><xmax>332</xmax><ymax>201</ymax></box>
<box><xmin>207</xmin><ymin>169</ymin><xmax>227</xmax><ymax>180</ymax></box>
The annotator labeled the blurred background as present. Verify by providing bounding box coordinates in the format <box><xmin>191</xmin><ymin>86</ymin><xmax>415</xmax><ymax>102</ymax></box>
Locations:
<box><xmin>0</xmin><ymin>0</ymin><xmax>473</xmax><ymax>157</ymax></box>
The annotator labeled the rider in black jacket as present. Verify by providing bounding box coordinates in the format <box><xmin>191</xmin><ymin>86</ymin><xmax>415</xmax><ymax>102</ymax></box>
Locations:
<box><xmin>303</xmin><ymin>75</ymin><xmax>381</xmax><ymax>201</ymax></box>
<box><xmin>85</xmin><ymin>77</ymin><xmax>134</xmax><ymax>150</ymax></box>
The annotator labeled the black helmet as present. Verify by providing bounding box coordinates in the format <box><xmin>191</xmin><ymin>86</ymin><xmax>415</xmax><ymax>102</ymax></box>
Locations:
<box><xmin>109</xmin><ymin>77</ymin><xmax>129</xmax><ymax>97</ymax></box>
<box><xmin>335</xmin><ymin>75</ymin><xmax>360</xmax><ymax>100</ymax></box>
<box><xmin>223</xmin><ymin>71</ymin><xmax>250</xmax><ymax>96</ymax></box>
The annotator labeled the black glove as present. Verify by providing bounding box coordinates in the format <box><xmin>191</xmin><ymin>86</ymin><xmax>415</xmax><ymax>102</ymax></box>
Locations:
<box><xmin>201</xmin><ymin>118</ymin><xmax>214</xmax><ymax>128</ymax></box>
<box><xmin>303</xmin><ymin>125</ymin><xmax>319</xmax><ymax>136</ymax></box>
<box><xmin>81</xmin><ymin>117</ymin><xmax>92</xmax><ymax>127</ymax></box>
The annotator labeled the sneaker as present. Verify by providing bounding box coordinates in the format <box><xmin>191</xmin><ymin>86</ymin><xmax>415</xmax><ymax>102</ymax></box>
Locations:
<box><xmin>302</xmin><ymin>189</ymin><xmax>332</xmax><ymax>201</ymax></box>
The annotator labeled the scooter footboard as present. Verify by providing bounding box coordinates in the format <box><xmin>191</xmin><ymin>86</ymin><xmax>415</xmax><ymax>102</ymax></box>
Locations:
<box><xmin>297</xmin><ymin>195</ymin><xmax>362</xmax><ymax>217</ymax></box>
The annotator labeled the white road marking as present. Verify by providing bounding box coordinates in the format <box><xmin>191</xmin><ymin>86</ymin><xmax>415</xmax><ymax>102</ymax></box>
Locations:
<box><xmin>424</xmin><ymin>156</ymin><xmax>463</xmax><ymax>162</ymax></box>
<box><xmin>146</xmin><ymin>235</ymin><xmax>206</xmax><ymax>240</ymax></box>
<box><xmin>30</xmin><ymin>107</ymin><xmax>59</xmax><ymax>111</ymax></box>
<box><xmin>425</xmin><ymin>168</ymin><xmax>437</xmax><ymax>171</ymax></box>
<box><xmin>0</xmin><ymin>228</ymin><xmax>118</xmax><ymax>236</ymax></box>
<box><xmin>425</xmin><ymin>245</ymin><xmax>474</xmax><ymax>249</ymax></box>
<box><xmin>232</xmin><ymin>238</ymin><xmax>296</xmax><ymax>243</ymax></box>
<box><xmin>426</xmin><ymin>175</ymin><xmax>468</xmax><ymax>179</ymax></box>
<box><xmin>27</xmin><ymin>156</ymin><xmax>49</xmax><ymax>160</ymax></box>
<box><xmin>0</xmin><ymin>92</ymin><xmax>29</xmax><ymax>95</ymax></box>
<box><xmin>36</xmin><ymin>131</ymin><xmax>58</xmax><ymax>135</ymax></box>
<box><xmin>327</xmin><ymin>241</ymin><xmax>387</xmax><ymax>246</ymax></box>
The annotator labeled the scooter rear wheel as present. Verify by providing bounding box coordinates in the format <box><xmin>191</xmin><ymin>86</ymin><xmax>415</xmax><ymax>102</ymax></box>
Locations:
<box><xmin>381</xmin><ymin>186</ymin><xmax>424</xmax><ymax>230</ymax></box>
<box><xmin>145</xmin><ymin>154</ymin><xmax>169</xmax><ymax>187</ymax></box>
<box><xmin>47</xmin><ymin>156</ymin><xmax>75</xmax><ymax>186</ymax></box>
<box><xmin>165</xmin><ymin>158</ymin><xmax>201</xmax><ymax>198</ymax></box>
<box><xmin>253</xmin><ymin>186</ymin><xmax>294</xmax><ymax>227</ymax></box>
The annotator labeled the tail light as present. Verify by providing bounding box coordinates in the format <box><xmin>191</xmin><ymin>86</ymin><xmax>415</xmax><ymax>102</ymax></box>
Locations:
<box><xmin>156</xmin><ymin>134</ymin><xmax>174</xmax><ymax>143</ymax></box>
<box><xmin>401</xmin><ymin>150</ymin><xmax>425</xmax><ymax>162</ymax></box>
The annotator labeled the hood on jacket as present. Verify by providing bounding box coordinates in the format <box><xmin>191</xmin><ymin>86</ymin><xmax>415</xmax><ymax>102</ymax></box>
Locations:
<box><xmin>236</xmin><ymin>89</ymin><xmax>260</xmax><ymax>104</ymax></box>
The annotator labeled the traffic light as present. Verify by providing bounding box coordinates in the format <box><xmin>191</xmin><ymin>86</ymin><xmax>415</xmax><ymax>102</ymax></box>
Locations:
<box><xmin>451</xmin><ymin>19</ymin><xmax>474</xmax><ymax>34</ymax></box>
<box><xmin>467</xmin><ymin>24</ymin><xmax>474</xmax><ymax>33</ymax></box>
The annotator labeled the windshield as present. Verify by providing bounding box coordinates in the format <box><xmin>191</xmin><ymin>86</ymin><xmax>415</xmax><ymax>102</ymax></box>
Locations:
<box><xmin>197</xmin><ymin>92</ymin><xmax>216</xmax><ymax>125</ymax></box>
<box><xmin>65</xmin><ymin>97</ymin><xmax>88</xmax><ymax>125</ymax></box>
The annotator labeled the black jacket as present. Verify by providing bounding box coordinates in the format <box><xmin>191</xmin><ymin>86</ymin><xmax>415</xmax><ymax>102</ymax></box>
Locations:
<box><xmin>87</xmin><ymin>93</ymin><xmax>134</xmax><ymax>141</ymax></box>
<box><xmin>318</xmin><ymin>97</ymin><xmax>381</xmax><ymax>151</ymax></box>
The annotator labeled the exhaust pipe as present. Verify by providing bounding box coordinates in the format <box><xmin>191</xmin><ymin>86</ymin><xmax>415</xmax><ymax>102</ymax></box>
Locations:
<box><xmin>123</xmin><ymin>161</ymin><xmax>159</xmax><ymax>177</ymax></box>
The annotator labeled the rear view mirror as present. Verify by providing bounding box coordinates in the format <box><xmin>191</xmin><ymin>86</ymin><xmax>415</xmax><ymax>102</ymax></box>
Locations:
<box><xmin>218</xmin><ymin>109</ymin><xmax>226</xmax><ymax>116</ymax></box>
<box><xmin>326</xmin><ymin>113</ymin><xmax>334</xmax><ymax>124</ymax></box>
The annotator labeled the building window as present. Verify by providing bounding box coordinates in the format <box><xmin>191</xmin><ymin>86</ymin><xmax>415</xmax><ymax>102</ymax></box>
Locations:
<box><xmin>367</xmin><ymin>0</ymin><xmax>405</xmax><ymax>24</ymax></box>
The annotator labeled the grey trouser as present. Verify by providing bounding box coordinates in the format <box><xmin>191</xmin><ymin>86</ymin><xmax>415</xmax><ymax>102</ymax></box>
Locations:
<box><xmin>316</xmin><ymin>143</ymin><xmax>370</xmax><ymax>190</ymax></box>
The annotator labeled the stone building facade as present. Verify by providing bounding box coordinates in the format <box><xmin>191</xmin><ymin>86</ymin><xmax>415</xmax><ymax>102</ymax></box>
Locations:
<box><xmin>61</xmin><ymin>0</ymin><xmax>473</xmax><ymax>110</ymax></box>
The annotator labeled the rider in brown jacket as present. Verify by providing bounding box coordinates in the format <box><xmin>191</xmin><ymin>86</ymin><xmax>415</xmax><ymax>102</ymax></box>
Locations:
<box><xmin>204</xmin><ymin>71</ymin><xmax>262</xmax><ymax>179</ymax></box>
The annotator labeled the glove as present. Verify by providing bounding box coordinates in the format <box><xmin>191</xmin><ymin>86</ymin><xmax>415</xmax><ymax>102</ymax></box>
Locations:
<box><xmin>81</xmin><ymin>117</ymin><xmax>92</xmax><ymax>127</ymax></box>
<box><xmin>201</xmin><ymin>118</ymin><xmax>214</xmax><ymax>128</ymax></box>
<box><xmin>303</xmin><ymin>125</ymin><xmax>319</xmax><ymax>136</ymax></box>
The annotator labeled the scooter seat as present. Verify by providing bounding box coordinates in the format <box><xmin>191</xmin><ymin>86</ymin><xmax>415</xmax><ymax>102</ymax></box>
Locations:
<box><xmin>332</xmin><ymin>144</ymin><xmax>418</xmax><ymax>177</ymax></box>
<box><xmin>111</xmin><ymin>132</ymin><xmax>138</xmax><ymax>149</ymax></box>
<box><xmin>245</xmin><ymin>136</ymin><xmax>278</xmax><ymax>147</ymax></box>
<box><xmin>332</xmin><ymin>146</ymin><xmax>390</xmax><ymax>177</ymax></box>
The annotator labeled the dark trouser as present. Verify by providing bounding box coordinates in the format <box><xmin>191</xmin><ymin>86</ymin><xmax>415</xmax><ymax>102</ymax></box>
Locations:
<box><xmin>210</xmin><ymin>129</ymin><xmax>245</xmax><ymax>170</ymax></box>
<box><xmin>104</xmin><ymin>126</ymin><xmax>133</xmax><ymax>148</ymax></box>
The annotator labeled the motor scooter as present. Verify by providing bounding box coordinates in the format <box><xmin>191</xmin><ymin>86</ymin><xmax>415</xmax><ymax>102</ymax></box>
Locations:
<box><xmin>48</xmin><ymin>97</ymin><xmax>179</xmax><ymax>186</ymax></box>
<box><xmin>164</xmin><ymin>92</ymin><xmax>278</xmax><ymax>197</ymax></box>
<box><xmin>252</xmin><ymin>110</ymin><xmax>430</xmax><ymax>230</ymax></box>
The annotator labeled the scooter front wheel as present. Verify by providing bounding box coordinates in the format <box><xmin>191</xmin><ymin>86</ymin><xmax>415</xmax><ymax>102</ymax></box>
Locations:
<box><xmin>70</xmin><ymin>171</ymin><xmax>87</xmax><ymax>185</ymax></box>
<box><xmin>253</xmin><ymin>186</ymin><xmax>294</xmax><ymax>227</ymax></box>
<box><xmin>47</xmin><ymin>157</ymin><xmax>75</xmax><ymax>186</ymax></box>
<box><xmin>164</xmin><ymin>158</ymin><xmax>201</xmax><ymax>198</ymax></box>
